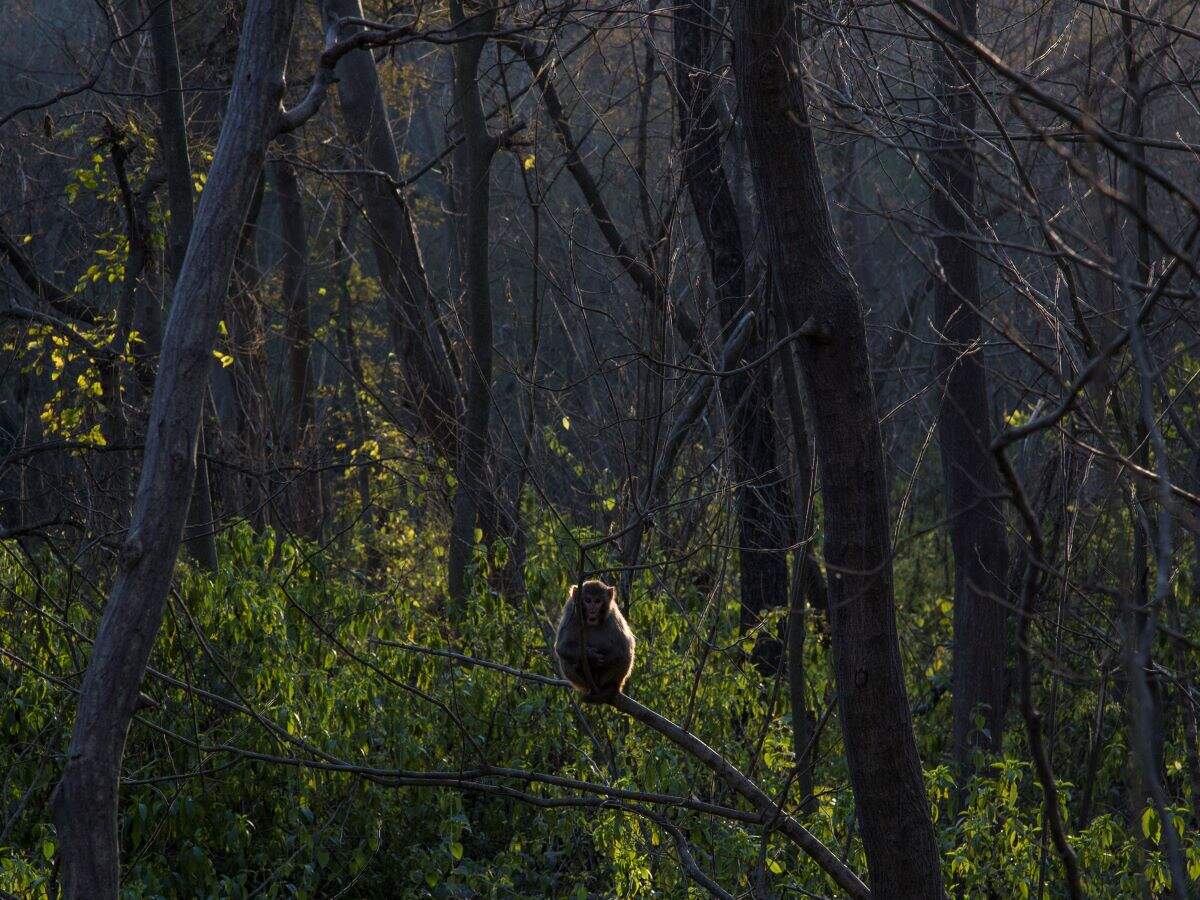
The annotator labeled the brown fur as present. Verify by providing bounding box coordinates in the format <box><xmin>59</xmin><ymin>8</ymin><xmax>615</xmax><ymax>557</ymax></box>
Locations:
<box><xmin>554</xmin><ymin>579</ymin><xmax>636</xmax><ymax>703</ymax></box>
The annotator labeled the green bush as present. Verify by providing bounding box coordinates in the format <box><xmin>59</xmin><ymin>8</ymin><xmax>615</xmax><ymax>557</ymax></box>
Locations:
<box><xmin>1</xmin><ymin>510</ymin><xmax>1197</xmax><ymax>897</ymax></box>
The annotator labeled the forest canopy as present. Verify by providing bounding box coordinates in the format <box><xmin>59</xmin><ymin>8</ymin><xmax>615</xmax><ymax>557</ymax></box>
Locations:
<box><xmin>1</xmin><ymin>0</ymin><xmax>1200</xmax><ymax>896</ymax></box>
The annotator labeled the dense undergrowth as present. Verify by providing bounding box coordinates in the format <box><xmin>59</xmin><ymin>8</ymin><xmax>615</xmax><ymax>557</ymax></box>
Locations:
<box><xmin>2</xmin><ymin>508</ymin><xmax>1198</xmax><ymax>898</ymax></box>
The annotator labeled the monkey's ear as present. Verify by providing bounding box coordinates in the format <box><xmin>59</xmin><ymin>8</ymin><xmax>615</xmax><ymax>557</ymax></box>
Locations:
<box><xmin>569</xmin><ymin>585</ymin><xmax>578</xmax><ymax>600</ymax></box>
<box><xmin>605</xmin><ymin>584</ymin><xmax>617</xmax><ymax>603</ymax></box>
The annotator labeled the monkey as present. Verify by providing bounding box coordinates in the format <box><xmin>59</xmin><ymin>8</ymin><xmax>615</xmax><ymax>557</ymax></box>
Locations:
<box><xmin>554</xmin><ymin>579</ymin><xmax>636</xmax><ymax>703</ymax></box>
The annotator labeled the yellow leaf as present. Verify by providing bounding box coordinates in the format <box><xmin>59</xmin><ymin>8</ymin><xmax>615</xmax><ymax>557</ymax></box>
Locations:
<box><xmin>21</xmin><ymin>234</ymin><xmax>32</xmax><ymax>244</ymax></box>
<box><xmin>561</xmin><ymin>416</ymin><xmax>570</xmax><ymax>430</ymax></box>
<box><xmin>523</xmin><ymin>155</ymin><xmax>535</xmax><ymax>171</ymax></box>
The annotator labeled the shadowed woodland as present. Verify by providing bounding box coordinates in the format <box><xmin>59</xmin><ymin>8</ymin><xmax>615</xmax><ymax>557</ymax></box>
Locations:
<box><xmin>1</xmin><ymin>0</ymin><xmax>1200</xmax><ymax>896</ymax></box>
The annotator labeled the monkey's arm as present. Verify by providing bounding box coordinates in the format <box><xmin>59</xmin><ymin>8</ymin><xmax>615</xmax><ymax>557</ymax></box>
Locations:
<box><xmin>555</xmin><ymin>632</ymin><xmax>581</xmax><ymax>665</ymax></box>
<box><xmin>553</xmin><ymin>621</ymin><xmax>589</xmax><ymax>693</ymax></box>
<box><xmin>585</xmin><ymin>646</ymin><xmax>608</xmax><ymax>668</ymax></box>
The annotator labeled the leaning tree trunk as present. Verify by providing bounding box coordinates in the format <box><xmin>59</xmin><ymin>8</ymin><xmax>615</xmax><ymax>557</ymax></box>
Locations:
<box><xmin>732</xmin><ymin>0</ymin><xmax>944</xmax><ymax>893</ymax></box>
<box><xmin>317</xmin><ymin>0</ymin><xmax>460</xmax><ymax>459</ymax></box>
<box><xmin>673</xmin><ymin>0</ymin><xmax>790</xmax><ymax>674</ymax></box>
<box><xmin>446</xmin><ymin>0</ymin><xmax>500</xmax><ymax>609</ymax></box>
<box><xmin>51</xmin><ymin>3</ymin><xmax>300</xmax><ymax>895</ymax></box>
<box><xmin>928</xmin><ymin>0</ymin><xmax>1011</xmax><ymax>770</ymax></box>
<box><xmin>150</xmin><ymin>0</ymin><xmax>220</xmax><ymax>571</ymax></box>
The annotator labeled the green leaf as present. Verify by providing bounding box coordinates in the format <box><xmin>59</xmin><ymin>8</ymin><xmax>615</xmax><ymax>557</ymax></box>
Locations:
<box><xmin>450</xmin><ymin>841</ymin><xmax>464</xmax><ymax>861</ymax></box>
<box><xmin>1141</xmin><ymin>807</ymin><xmax>1160</xmax><ymax>843</ymax></box>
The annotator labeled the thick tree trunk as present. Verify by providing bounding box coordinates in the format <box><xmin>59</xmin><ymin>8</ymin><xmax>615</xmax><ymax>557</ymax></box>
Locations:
<box><xmin>927</xmin><ymin>0</ymin><xmax>1011</xmax><ymax>770</ymax></box>
<box><xmin>150</xmin><ymin>0</ymin><xmax>219</xmax><ymax>571</ymax></box>
<box><xmin>51</xmin><ymin>3</ymin><xmax>300</xmax><ymax>895</ymax></box>
<box><xmin>446</xmin><ymin>0</ymin><xmax>499</xmax><ymax>609</ymax></box>
<box><xmin>673</xmin><ymin>0</ymin><xmax>790</xmax><ymax>673</ymax></box>
<box><xmin>732</xmin><ymin>0</ymin><xmax>943</xmax><ymax>893</ymax></box>
<box><xmin>317</xmin><ymin>0</ymin><xmax>460</xmax><ymax>459</ymax></box>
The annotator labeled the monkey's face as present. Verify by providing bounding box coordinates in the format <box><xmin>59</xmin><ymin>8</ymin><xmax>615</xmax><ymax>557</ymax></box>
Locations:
<box><xmin>580</xmin><ymin>583</ymin><xmax>612</xmax><ymax>626</ymax></box>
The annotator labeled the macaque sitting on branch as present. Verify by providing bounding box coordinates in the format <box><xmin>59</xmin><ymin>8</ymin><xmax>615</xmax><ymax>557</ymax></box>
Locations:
<box><xmin>554</xmin><ymin>579</ymin><xmax>636</xmax><ymax>703</ymax></box>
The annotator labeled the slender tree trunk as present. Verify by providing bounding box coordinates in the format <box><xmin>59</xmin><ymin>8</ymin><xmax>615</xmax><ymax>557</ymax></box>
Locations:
<box><xmin>185</xmin><ymin>431</ymin><xmax>219</xmax><ymax>569</ymax></box>
<box><xmin>317</xmin><ymin>0</ymin><xmax>460</xmax><ymax>459</ymax></box>
<box><xmin>775</xmin><ymin>295</ymin><xmax>828</xmax><ymax>811</ymax></box>
<box><xmin>1119</xmin><ymin>19</ymin><xmax>1185</xmax><ymax>893</ymax></box>
<box><xmin>446</xmin><ymin>0</ymin><xmax>499</xmax><ymax>608</ymax></box>
<box><xmin>150</xmin><ymin>0</ymin><xmax>219</xmax><ymax>571</ymax></box>
<box><xmin>273</xmin><ymin>137</ymin><xmax>315</xmax><ymax>452</ymax></box>
<box><xmin>732</xmin><ymin>0</ymin><xmax>943</xmax><ymax>892</ymax></box>
<box><xmin>273</xmin><ymin>133</ymin><xmax>321</xmax><ymax>536</ymax></box>
<box><xmin>227</xmin><ymin>177</ymin><xmax>271</xmax><ymax>527</ymax></box>
<box><xmin>673</xmin><ymin>0</ymin><xmax>789</xmax><ymax>672</ymax></box>
<box><xmin>1185</xmin><ymin>432</ymin><xmax>1200</xmax><ymax>827</ymax></box>
<box><xmin>333</xmin><ymin>210</ymin><xmax>374</xmax><ymax>527</ymax></box>
<box><xmin>51</xmin><ymin>4</ymin><xmax>300</xmax><ymax>895</ymax></box>
<box><xmin>150</xmin><ymin>0</ymin><xmax>191</xmax><ymax>285</ymax></box>
<box><xmin>927</xmin><ymin>0</ymin><xmax>1010</xmax><ymax>770</ymax></box>
<box><xmin>101</xmin><ymin>139</ymin><xmax>154</xmax><ymax>508</ymax></box>
<box><xmin>833</xmin><ymin>136</ymin><xmax>878</xmax><ymax>315</ymax></box>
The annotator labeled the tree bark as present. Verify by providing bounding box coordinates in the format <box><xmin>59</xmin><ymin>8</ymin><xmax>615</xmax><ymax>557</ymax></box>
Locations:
<box><xmin>225</xmin><ymin>177</ymin><xmax>272</xmax><ymax>527</ymax></box>
<box><xmin>446</xmin><ymin>0</ymin><xmax>500</xmax><ymax>609</ymax></box>
<box><xmin>775</xmin><ymin>295</ymin><xmax>828</xmax><ymax>811</ymax></box>
<box><xmin>927</xmin><ymin>0</ymin><xmax>1011</xmax><ymax>770</ymax></box>
<box><xmin>273</xmin><ymin>133</ymin><xmax>322</xmax><ymax>536</ymax></box>
<box><xmin>673</xmin><ymin>0</ymin><xmax>789</xmax><ymax>671</ymax></box>
<box><xmin>317</xmin><ymin>0</ymin><xmax>460</xmax><ymax>459</ymax></box>
<box><xmin>333</xmin><ymin>209</ymin><xmax>375</xmax><ymax>526</ymax></box>
<box><xmin>732</xmin><ymin>0</ymin><xmax>944</xmax><ymax>893</ymax></box>
<box><xmin>150</xmin><ymin>0</ymin><xmax>219</xmax><ymax>572</ymax></box>
<box><xmin>51</xmin><ymin>3</ymin><xmax>301</xmax><ymax>895</ymax></box>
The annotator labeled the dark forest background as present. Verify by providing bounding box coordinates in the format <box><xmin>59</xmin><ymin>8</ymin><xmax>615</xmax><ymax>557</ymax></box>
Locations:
<box><xmin>1</xmin><ymin>0</ymin><xmax>1199</xmax><ymax>896</ymax></box>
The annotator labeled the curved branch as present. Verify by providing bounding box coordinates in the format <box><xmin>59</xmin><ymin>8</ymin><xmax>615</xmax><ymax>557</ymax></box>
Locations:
<box><xmin>611</xmin><ymin>693</ymin><xmax>870</xmax><ymax>898</ymax></box>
